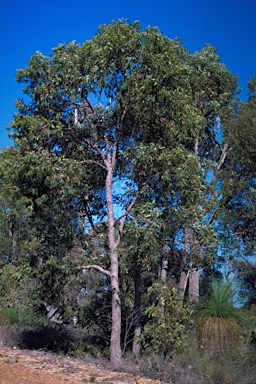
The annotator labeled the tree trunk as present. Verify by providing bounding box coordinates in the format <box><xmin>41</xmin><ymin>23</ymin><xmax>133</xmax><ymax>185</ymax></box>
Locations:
<box><xmin>178</xmin><ymin>271</ymin><xmax>189</xmax><ymax>298</ymax></box>
<box><xmin>159</xmin><ymin>238</ymin><xmax>168</xmax><ymax>282</ymax></box>
<box><xmin>110</xmin><ymin>249</ymin><xmax>122</xmax><ymax>368</ymax></box>
<box><xmin>178</xmin><ymin>227</ymin><xmax>190</xmax><ymax>300</ymax></box>
<box><xmin>132</xmin><ymin>261</ymin><xmax>141</xmax><ymax>357</ymax></box>
<box><xmin>159</xmin><ymin>257</ymin><xmax>168</xmax><ymax>282</ymax></box>
<box><xmin>106</xmin><ymin>165</ymin><xmax>122</xmax><ymax>369</ymax></box>
<box><xmin>158</xmin><ymin>239</ymin><xmax>169</xmax><ymax>317</ymax></box>
<box><xmin>189</xmin><ymin>268</ymin><xmax>199</xmax><ymax>304</ymax></box>
<box><xmin>188</xmin><ymin>229</ymin><xmax>200</xmax><ymax>304</ymax></box>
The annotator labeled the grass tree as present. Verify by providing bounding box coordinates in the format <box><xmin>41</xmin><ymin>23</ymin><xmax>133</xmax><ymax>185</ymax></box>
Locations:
<box><xmin>195</xmin><ymin>279</ymin><xmax>245</xmax><ymax>355</ymax></box>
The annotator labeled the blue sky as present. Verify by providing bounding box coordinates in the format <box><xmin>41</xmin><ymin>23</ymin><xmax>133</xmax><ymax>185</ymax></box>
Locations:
<box><xmin>1</xmin><ymin>0</ymin><xmax>255</xmax><ymax>148</ymax></box>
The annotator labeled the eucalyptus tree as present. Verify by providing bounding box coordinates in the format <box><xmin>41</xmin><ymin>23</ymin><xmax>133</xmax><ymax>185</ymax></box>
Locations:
<box><xmin>176</xmin><ymin>46</ymin><xmax>238</xmax><ymax>303</ymax></box>
<box><xmin>220</xmin><ymin>76</ymin><xmax>256</xmax><ymax>305</ymax></box>
<box><xmin>223</xmin><ymin>76</ymin><xmax>256</xmax><ymax>248</ymax></box>
<box><xmin>126</xmin><ymin>44</ymin><xmax>238</xmax><ymax>304</ymax></box>
<box><xmin>11</xmin><ymin>20</ymin><xmax>210</xmax><ymax>366</ymax></box>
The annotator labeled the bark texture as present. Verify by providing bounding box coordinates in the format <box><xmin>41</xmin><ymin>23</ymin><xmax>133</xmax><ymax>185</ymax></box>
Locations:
<box><xmin>106</xmin><ymin>163</ymin><xmax>122</xmax><ymax>369</ymax></box>
<box><xmin>132</xmin><ymin>262</ymin><xmax>141</xmax><ymax>357</ymax></box>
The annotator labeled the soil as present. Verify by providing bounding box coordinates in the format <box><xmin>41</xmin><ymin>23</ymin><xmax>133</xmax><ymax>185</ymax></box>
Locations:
<box><xmin>0</xmin><ymin>343</ymin><xmax>168</xmax><ymax>384</ymax></box>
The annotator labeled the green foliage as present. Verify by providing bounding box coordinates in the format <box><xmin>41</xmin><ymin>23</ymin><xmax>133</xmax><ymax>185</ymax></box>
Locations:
<box><xmin>69</xmin><ymin>340</ymin><xmax>86</xmax><ymax>357</ymax></box>
<box><xmin>221</xmin><ymin>76</ymin><xmax>256</xmax><ymax>261</ymax></box>
<box><xmin>0</xmin><ymin>262</ymin><xmax>32</xmax><ymax>306</ymax></box>
<box><xmin>0</xmin><ymin>303</ymin><xmax>39</xmax><ymax>327</ymax></box>
<box><xmin>141</xmin><ymin>282</ymin><xmax>190</xmax><ymax>356</ymax></box>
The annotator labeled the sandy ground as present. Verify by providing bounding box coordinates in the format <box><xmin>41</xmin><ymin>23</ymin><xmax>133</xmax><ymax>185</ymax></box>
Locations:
<box><xmin>0</xmin><ymin>343</ymin><xmax>167</xmax><ymax>384</ymax></box>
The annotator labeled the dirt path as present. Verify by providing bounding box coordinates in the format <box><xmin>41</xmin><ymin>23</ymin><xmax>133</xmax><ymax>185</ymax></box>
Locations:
<box><xmin>0</xmin><ymin>343</ymin><xmax>166</xmax><ymax>384</ymax></box>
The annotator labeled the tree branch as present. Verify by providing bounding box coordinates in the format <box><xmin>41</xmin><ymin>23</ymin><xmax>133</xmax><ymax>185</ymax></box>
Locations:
<box><xmin>112</xmin><ymin>101</ymin><xmax>130</xmax><ymax>170</ymax></box>
<box><xmin>217</xmin><ymin>142</ymin><xmax>230</xmax><ymax>171</ymax></box>
<box><xmin>209</xmin><ymin>142</ymin><xmax>230</xmax><ymax>201</ymax></box>
<box><xmin>83</xmin><ymin>138</ymin><xmax>107</xmax><ymax>164</ymax></box>
<box><xmin>78</xmin><ymin>264</ymin><xmax>111</xmax><ymax>277</ymax></box>
<box><xmin>78</xmin><ymin>159</ymin><xmax>107</xmax><ymax>170</ymax></box>
<box><xmin>115</xmin><ymin>195</ymin><xmax>137</xmax><ymax>247</ymax></box>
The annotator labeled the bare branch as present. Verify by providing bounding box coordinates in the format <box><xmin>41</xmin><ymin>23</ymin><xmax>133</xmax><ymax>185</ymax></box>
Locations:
<box><xmin>217</xmin><ymin>142</ymin><xmax>230</xmax><ymax>171</ymax></box>
<box><xmin>83</xmin><ymin>138</ymin><xmax>107</xmax><ymax>164</ymax></box>
<box><xmin>115</xmin><ymin>195</ymin><xmax>137</xmax><ymax>247</ymax></box>
<box><xmin>208</xmin><ymin>142</ymin><xmax>230</xmax><ymax>201</ymax></box>
<box><xmin>85</xmin><ymin>98</ymin><xmax>97</xmax><ymax>117</ymax></box>
<box><xmin>78</xmin><ymin>159</ymin><xmax>107</xmax><ymax>170</ymax></box>
<box><xmin>78</xmin><ymin>265</ymin><xmax>111</xmax><ymax>277</ymax></box>
<box><xmin>104</xmin><ymin>134</ymin><xmax>111</xmax><ymax>169</ymax></box>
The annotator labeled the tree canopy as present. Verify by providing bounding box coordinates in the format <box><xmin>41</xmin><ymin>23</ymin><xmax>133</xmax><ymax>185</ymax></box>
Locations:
<box><xmin>0</xmin><ymin>20</ymin><xmax>255</xmax><ymax>369</ymax></box>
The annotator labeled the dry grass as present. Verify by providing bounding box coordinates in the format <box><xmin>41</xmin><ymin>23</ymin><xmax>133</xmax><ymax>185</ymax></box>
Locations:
<box><xmin>197</xmin><ymin>316</ymin><xmax>241</xmax><ymax>354</ymax></box>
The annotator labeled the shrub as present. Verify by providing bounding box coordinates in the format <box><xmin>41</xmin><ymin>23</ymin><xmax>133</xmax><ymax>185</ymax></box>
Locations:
<box><xmin>194</xmin><ymin>279</ymin><xmax>245</xmax><ymax>355</ymax></box>
<box><xmin>141</xmin><ymin>281</ymin><xmax>190</xmax><ymax>357</ymax></box>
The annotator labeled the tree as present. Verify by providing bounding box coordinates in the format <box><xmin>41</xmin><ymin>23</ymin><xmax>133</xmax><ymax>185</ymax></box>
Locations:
<box><xmin>11</xmin><ymin>20</ymin><xmax>209</xmax><ymax>367</ymax></box>
<box><xmin>220</xmin><ymin>76</ymin><xmax>256</xmax><ymax>306</ymax></box>
<box><xmin>8</xmin><ymin>20</ymin><xmax>241</xmax><ymax>366</ymax></box>
<box><xmin>177</xmin><ymin>46</ymin><xmax>238</xmax><ymax>303</ymax></box>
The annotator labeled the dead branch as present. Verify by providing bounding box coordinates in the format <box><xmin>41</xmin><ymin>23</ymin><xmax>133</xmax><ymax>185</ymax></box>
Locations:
<box><xmin>78</xmin><ymin>264</ymin><xmax>111</xmax><ymax>276</ymax></box>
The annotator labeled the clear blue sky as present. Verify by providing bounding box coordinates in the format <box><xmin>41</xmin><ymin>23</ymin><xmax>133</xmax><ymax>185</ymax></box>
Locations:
<box><xmin>1</xmin><ymin>0</ymin><xmax>255</xmax><ymax>148</ymax></box>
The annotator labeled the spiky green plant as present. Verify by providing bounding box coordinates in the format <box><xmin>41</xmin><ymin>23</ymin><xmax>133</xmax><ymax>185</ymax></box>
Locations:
<box><xmin>195</xmin><ymin>279</ymin><xmax>245</xmax><ymax>355</ymax></box>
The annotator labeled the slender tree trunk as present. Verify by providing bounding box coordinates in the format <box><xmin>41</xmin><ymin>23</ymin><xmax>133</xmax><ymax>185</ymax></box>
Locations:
<box><xmin>188</xmin><ymin>230</ymin><xmax>200</xmax><ymax>304</ymax></box>
<box><xmin>158</xmin><ymin>239</ymin><xmax>169</xmax><ymax>319</ymax></box>
<box><xmin>178</xmin><ymin>271</ymin><xmax>189</xmax><ymax>298</ymax></box>
<box><xmin>110</xmin><ymin>248</ymin><xmax>122</xmax><ymax>368</ymax></box>
<box><xmin>159</xmin><ymin>257</ymin><xmax>168</xmax><ymax>282</ymax></box>
<box><xmin>178</xmin><ymin>227</ymin><xmax>190</xmax><ymax>300</ymax></box>
<box><xmin>189</xmin><ymin>268</ymin><xmax>199</xmax><ymax>304</ymax></box>
<box><xmin>159</xmin><ymin>238</ymin><xmax>168</xmax><ymax>282</ymax></box>
<box><xmin>132</xmin><ymin>260</ymin><xmax>141</xmax><ymax>357</ymax></box>
<box><xmin>106</xmin><ymin>165</ymin><xmax>122</xmax><ymax>369</ymax></box>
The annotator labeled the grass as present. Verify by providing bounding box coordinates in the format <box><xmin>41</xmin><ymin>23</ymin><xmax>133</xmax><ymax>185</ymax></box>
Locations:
<box><xmin>194</xmin><ymin>279</ymin><xmax>245</xmax><ymax>355</ymax></box>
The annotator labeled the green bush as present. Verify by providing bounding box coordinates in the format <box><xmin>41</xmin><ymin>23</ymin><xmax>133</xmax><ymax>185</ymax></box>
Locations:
<box><xmin>0</xmin><ymin>303</ymin><xmax>37</xmax><ymax>326</ymax></box>
<box><xmin>141</xmin><ymin>281</ymin><xmax>190</xmax><ymax>357</ymax></box>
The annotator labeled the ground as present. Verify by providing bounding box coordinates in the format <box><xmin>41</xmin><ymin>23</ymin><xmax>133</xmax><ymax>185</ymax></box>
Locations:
<box><xmin>0</xmin><ymin>343</ymin><xmax>168</xmax><ymax>384</ymax></box>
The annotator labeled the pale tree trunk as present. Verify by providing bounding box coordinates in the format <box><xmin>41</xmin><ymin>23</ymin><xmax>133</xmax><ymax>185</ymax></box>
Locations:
<box><xmin>78</xmin><ymin>100</ymin><xmax>134</xmax><ymax>369</ymax></box>
<box><xmin>186</xmin><ymin>137</ymin><xmax>200</xmax><ymax>305</ymax></box>
<box><xmin>110</xmin><ymin>248</ymin><xmax>122</xmax><ymax>368</ymax></box>
<box><xmin>159</xmin><ymin>257</ymin><xmax>168</xmax><ymax>282</ymax></box>
<box><xmin>178</xmin><ymin>227</ymin><xmax>200</xmax><ymax>304</ymax></box>
<box><xmin>178</xmin><ymin>227</ymin><xmax>190</xmax><ymax>300</ymax></box>
<box><xmin>188</xmin><ymin>230</ymin><xmax>200</xmax><ymax>304</ymax></box>
<box><xmin>105</xmin><ymin>163</ymin><xmax>122</xmax><ymax>369</ymax></box>
<box><xmin>189</xmin><ymin>268</ymin><xmax>199</xmax><ymax>304</ymax></box>
<box><xmin>132</xmin><ymin>260</ymin><xmax>141</xmax><ymax>357</ymax></box>
<box><xmin>178</xmin><ymin>271</ymin><xmax>189</xmax><ymax>299</ymax></box>
<box><xmin>159</xmin><ymin>238</ymin><xmax>168</xmax><ymax>282</ymax></box>
<box><xmin>158</xmin><ymin>239</ymin><xmax>169</xmax><ymax>319</ymax></box>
